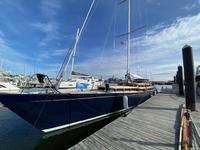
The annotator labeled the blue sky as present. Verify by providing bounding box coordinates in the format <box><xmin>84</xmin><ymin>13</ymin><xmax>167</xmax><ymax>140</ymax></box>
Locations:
<box><xmin>0</xmin><ymin>0</ymin><xmax>200</xmax><ymax>80</ymax></box>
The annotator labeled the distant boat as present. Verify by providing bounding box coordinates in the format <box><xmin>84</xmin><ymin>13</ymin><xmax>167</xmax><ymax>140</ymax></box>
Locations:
<box><xmin>0</xmin><ymin>82</ymin><xmax>19</xmax><ymax>93</ymax></box>
<box><xmin>59</xmin><ymin>71</ymin><xmax>103</xmax><ymax>91</ymax></box>
<box><xmin>0</xmin><ymin>0</ymin><xmax>154</xmax><ymax>133</ymax></box>
<box><xmin>0</xmin><ymin>71</ymin><xmax>20</xmax><ymax>93</ymax></box>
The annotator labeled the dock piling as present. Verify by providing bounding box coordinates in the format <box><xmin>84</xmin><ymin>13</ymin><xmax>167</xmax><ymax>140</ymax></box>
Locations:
<box><xmin>182</xmin><ymin>45</ymin><xmax>196</xmax><ymax>111</ymax></box>
<box><xmin>177</xmin><ymin>65</ymin><xmax>184</xmax><ymax>95</ymax></box>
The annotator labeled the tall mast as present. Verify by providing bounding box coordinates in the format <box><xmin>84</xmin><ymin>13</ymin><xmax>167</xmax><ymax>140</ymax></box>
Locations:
<box><xmin>71</xmin><ymin>0</ymin><xmax>96</xmax><ymax>75</ymax></box>
<box><xmin>71</xmin><ymin>28</ymin><xmax>80</xmax><ymax>75</ymax></box>
<box><xmin>55</xmin><ymin>0</ymin><xmax>96</xmax><ymax>89</ymax></box>
<box><xmin>127</xmin><ymin>0</ymin><xmax>131</xmax><ymax>81</ymax></box>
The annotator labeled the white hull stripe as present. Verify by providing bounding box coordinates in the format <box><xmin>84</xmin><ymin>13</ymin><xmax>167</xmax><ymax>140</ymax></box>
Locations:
<box><xmin>42</xmin><ymin>109</ymin><xmax>128</xmax><ymax>133</ymax></box>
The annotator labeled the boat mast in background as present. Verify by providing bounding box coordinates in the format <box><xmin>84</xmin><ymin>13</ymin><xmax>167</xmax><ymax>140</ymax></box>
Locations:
<box><xmin>71</xmin><ymin>28</ymin><xmax>80</xmax><ymax>76</ymax></box>
<box><xmin>127</xmin><ymin>0</ymin><xmax>131</xmax><ymax>82</ymax></box>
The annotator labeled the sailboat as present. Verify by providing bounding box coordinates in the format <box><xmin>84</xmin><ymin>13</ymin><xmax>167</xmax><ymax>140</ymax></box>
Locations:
<box><xmin>0</xmin><ymin>0</ymin><xmax>154</xmax><ymax>133</ymax></box>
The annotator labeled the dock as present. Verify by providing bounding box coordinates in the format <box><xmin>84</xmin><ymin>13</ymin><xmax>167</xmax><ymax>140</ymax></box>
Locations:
<box><xmin>70</xmin><ymin>94</ymin><xmax>184</xmax><ymax>150</ymax></box>
<box><xmin>190</xmin><ymin>96</ymin><xmax>200</xmax><ymax>148</ymax></box>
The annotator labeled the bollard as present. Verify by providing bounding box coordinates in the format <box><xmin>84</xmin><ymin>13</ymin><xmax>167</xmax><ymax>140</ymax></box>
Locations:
<box><xmin>182</xmin><ymin>45</ymin><xmax>196</xmax><ymax>111</ymax></box>
<box><xmin>178</xmin><ymin>65</ymin><xmax>184</xmax><ymax>95</ymax></box>
<box><xmin>174</xmin><ymin>76</ymin><xmax>176</xmax><ymax>84</ymax></box>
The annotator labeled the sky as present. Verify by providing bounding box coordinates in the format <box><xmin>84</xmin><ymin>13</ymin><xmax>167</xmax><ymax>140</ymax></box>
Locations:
<box><xmin>0</xmin><ymin>0</ymin><xmax>200</xmax><ymax>81</ymax></box>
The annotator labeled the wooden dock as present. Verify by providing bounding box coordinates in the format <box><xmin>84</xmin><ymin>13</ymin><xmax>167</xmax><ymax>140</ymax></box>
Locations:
<box><xmin>69</xmin><ymin>94</ymin><xmax>184</xmax><ymax>150</ymax></box>
<box><xmin>191</xmin><ymin>96</ymin><xmax>200</xmax><ymax>145</ymax></box>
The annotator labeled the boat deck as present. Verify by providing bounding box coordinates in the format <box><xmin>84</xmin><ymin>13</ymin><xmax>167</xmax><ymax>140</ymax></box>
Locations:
<box><xmin>69</xmin><ymin>94</ymin><xmax>184</xmax><ymax>150</ymax></box>
<box><xmin>58</xmin><ymin>88</ymin><xmax>144</xmax><ymax>94</ymax></box>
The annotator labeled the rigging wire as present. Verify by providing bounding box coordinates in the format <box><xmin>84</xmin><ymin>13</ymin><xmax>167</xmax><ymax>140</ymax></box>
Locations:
<box><xmin>99</xmin><ymin>1</ymin><xmax>117</xmax><ymax>64</ymax></box>
<box><xmin>113</xmin><ymin>0</ymin><xmax>118</xmax><ymax>53</ymax></box>
<box><xmin>74</xmin><ymin>0</ymin><xmax>100</xmax><ymax>71</ymax></box>
<box><xmin>81</xmin><ymin>0</ymin><xmax>99</xmax><ymax>38</ymax></box>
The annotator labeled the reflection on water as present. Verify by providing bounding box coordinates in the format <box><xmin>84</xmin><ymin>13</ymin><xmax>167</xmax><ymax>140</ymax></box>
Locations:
<box><xmin>0</xmin><ymin>108</ymin><xmax>43</xmax><ymax>150</ymax></box>
<box><xmin>0</xmin><ymin>107</ymin><xmax>123</xmax><ymax>150</ymax></box>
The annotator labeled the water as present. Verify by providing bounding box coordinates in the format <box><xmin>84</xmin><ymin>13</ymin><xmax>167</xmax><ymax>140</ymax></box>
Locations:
<box><xmin>154</xmin><ymin>84</ymin><xmax>172</xmax><ymax>93</ymax></box>
<box><xmin>0</xmin><ymin>106</ymin><xmax>122</xmax><ymax>150</ymax></box>
<box><xmin>0</xmin><ymin>108</ymin><xmax>43</xmax><ymax>150</ymax></box>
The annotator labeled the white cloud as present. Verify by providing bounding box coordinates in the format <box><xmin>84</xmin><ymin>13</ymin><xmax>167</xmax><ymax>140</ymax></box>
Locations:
<box><xmin>0</xmin><ymin>31</ymin><xmax>35</xmax><ymax>73</ymax></box>
<box><xmin>72</xmin><ymin>13</ymin><xmax>200</xmax><ymax>81</ymax></box>
<box><xmin>30</xmin><ymin>0</ymin><xmax>62</xmax><ymax>46</ymax></box>
<box><xmin>0</xmin><ymin>0</ymin><xmax>25</xmax><ymax>13</ymax></box>
<box><xmin>40</xmin><ymin>0</ymin><xmax>61</xmax><ymax>19</ymax></box>
<box><xmin>0</xmin><ymin>30</ymin><xmax>4</xmax><ymax>37</ymax></box>
<box><xmin>31</xmin><ymin>22</ymin><xmax>58</xmax><ymax>34</ymax></box>
<box><xmin>39</xmin><ymin>49</ymin><xmax>67</xmax><ymax>60</ymax></box>
<box><xmin>182</xmin><ymin>1</ymin><xmax>200</xmax><ymax>11</ymax></box>
<box><xmin>31</xmin><ymin>22</ymin><xmax>60</xmax><ymax>46</ymax></box>
<box><xmin>146</xmin><ymin>0</ymin><xmax>160</xmax><ymax>6</ymax></box>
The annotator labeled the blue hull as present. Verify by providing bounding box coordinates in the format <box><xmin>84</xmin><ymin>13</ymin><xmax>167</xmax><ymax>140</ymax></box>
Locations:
<box><xmin>0</xmin><ymin>92</ymin><xmax>151</xmax><ymax>132</ymax></box>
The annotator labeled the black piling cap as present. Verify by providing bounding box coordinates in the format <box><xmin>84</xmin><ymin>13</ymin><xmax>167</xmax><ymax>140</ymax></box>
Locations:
<box><xmin>183</xmin><ymin>44</ymin><xmax>192</xmax><ymax>49</ymax></box>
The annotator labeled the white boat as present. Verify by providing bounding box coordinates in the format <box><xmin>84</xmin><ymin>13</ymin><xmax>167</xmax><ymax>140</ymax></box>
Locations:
<box><xmin>59</xmin><ymin>71</ymin><xmax>103</xmax><ymax>91</ymax></box>
<box><xmin>0</xmin><ymin>82</ymin><xmax>20</xmax><ymax>93</ymax></box>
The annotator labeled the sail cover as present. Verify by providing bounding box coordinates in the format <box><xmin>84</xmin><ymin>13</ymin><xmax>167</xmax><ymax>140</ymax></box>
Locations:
<box><xmin>130</xmin><ymin>73</ymin><xmax>144</xmax><ymax>79</ymax></box>
<box><xmin>71</xmin><ymin>71</ymin><xmax>90</xmax><ymax>77</ymax></box>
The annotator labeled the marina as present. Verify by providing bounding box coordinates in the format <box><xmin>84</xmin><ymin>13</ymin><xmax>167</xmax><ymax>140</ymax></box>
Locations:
<box><xmin>0</xmin><ymin>0</ymin><xmax>199</xmax><ymax>149</ymax></box>
<box><xmin>2</xmin><ymin>93</ymin><xmax>198</xmax><ymax>149</ymax></box>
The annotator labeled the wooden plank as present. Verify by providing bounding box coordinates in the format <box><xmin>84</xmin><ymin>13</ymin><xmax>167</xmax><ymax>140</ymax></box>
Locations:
<box><xmin>69</xmin><ymin>94</ymin><xmax>184</xmax><ymax>150</ymax></box>
<box><xmin>191</xmin><ymin>96</ymin><xmax>200</xmax><ymax>137</ymax></box>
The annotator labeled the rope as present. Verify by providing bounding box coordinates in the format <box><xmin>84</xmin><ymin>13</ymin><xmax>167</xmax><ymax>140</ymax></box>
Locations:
<box><xmin>113</xmin><ymin>0</ymin><xmax>117</xmax><ymax>53</ymax></box>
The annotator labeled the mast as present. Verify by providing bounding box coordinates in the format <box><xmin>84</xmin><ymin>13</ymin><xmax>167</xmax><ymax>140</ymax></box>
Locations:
<box><xmin>55</xmin><ymin>0</ymin><xmax>96</xmax><ymax>90</ymax></box>
<box><xmin>71</xmin><ymin>28</ymin><xmax>80</xmax><ymax>75</ymax></box>
<box><xmin>127</xmin><ymin>0</ymin><xmax>131</xmax><ymax>81</ymax></box>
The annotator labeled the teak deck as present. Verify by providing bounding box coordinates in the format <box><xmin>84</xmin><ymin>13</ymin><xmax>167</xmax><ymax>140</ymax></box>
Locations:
<box><xmin>70</xmin><ymin>94</ymin><xmax>184</xmax><ymax>150</ymax></box>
